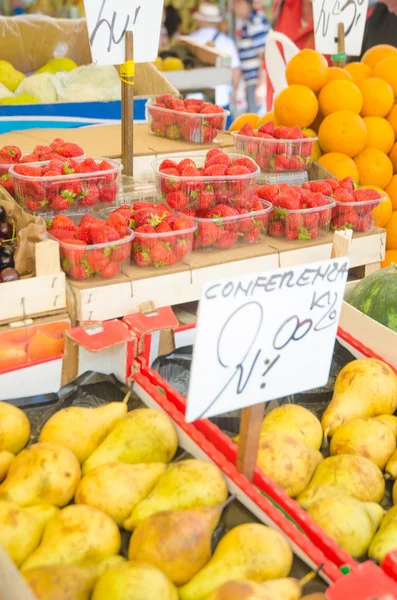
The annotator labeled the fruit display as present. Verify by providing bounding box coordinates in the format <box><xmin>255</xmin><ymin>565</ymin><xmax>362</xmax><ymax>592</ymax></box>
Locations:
<box><xmin>257</xmin><ymin>183</ymin><xmax>335</xmax><ymax>241</ymax></box>
<box><xmin>47</xmin><ymin>214</ymin><xmax>134</xmax><ymax>280</ymax></box>
<box><xmin>232</xmin><ymin>122</ymin><xmax>315</xmax><ymax>173</ymax></box>
<box><xmin>146</xmin><ymin>95</ymin><xmax>229</xmax><ymax>144</ymax></box>
<box><xmin>153</xmin><ymin>151</ymin><xmax>260</xmax><ymax>211</ymax></box>
<box><xmin>347</xmin><ymin>265</ymin><xmax>397</xmax><ymax>332</ymax></box>
<box><xmin>10</xmin><ymin>157</ymin><xmax>122</xmax><ymax>214</ymax></box>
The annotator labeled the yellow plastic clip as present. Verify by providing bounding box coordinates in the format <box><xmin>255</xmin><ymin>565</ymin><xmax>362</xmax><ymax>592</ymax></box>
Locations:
<box><xmin>120</xmin><ymin>60</ymin><xmax>135</xmax><ymax>85</ymax></box>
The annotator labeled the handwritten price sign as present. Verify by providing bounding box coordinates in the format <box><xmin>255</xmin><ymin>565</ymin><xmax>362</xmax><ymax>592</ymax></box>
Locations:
<box><xmin>313</xmin><ymin>0</ymin><xmax>369</xmax><ymax>56</ymax></box>
<box><xmin>186</xmin><ymin>258</ymin><xmax>349</xmax><ymax>423</ymax></box>
<box><xmin>84</xmin><ymin>0</ymin><xmax>164</xmax><ymax>65</ymax></box>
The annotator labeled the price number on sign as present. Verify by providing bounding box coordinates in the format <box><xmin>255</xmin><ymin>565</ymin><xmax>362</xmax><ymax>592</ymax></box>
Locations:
<box><xmin>313</xmin><ymin>0</ymin><xmax>370</xmax><ymax>56</ymax></box>
<box><xmin>186</xmin><ymin>258</ymin><xmax>349</xmax><ymax>423</ymax></box>
<box><xmin>83</xmin><ymin>0</ymin><xmax>164</xmax><ymax>65</ymax></box>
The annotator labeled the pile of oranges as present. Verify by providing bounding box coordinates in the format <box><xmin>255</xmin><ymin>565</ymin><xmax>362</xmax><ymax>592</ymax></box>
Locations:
<box><xmin>255</xmin><ymin>45</ymin><xmax>397</xmax><ymax>265</ymax></box>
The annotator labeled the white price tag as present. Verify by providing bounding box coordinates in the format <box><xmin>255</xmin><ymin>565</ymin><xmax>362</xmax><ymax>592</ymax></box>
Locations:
<box><xmin>83</xmin><ymin>0</ymin><xmax>164</xmax><ymax>66</ymax></box>
<box><xmin>313</xmin><ymin>0</ymin><xmax>369</xmax><ymax>57</ymax></box>
<box><xmin>186</xmin><ymin>258</ymin><xmax>350</xmax><ymax>423</ymax></box>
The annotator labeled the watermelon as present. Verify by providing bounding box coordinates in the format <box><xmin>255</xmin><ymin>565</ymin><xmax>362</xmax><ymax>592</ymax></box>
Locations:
<box><xmin>347</xmin><ymin>265</ymin><xmax>397</xmax><ymax>332</ymax></box>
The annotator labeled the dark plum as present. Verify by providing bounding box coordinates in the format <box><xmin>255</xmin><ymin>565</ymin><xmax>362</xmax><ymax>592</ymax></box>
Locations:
<box><xmin>0</xmin><ymin>207</ymin><xmax>6</xmax><ymax>222</ymax></box>
<box><xmin>0</xmin><ymin>222</ymin><xmax>13</xmax><ymax>240</ymax></box>
<box><xmin>0</xmin><ymin>268</ymin><xmax>19</xmax><ymax>282</ymax></box>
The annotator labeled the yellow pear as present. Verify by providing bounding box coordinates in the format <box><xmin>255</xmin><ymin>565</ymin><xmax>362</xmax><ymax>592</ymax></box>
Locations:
<box><xmin>75</xmin><ymin>462</ymin><xmax>167</xmax><ymax>525</ymax></box>
<box><xmin>306</xmin><ymin>496</ymin><xmax>384</xmax><ymax>558</ymax></box>
<box><xmin>0</xmin><ymin>450</ymin><xmax>14</xmax><ymax>482</ymax></box>
<box><xmin>386</xmin><ymin>448</ymin><xmax>397</xmax><ymax>479</ymax></box>
<box><xmin>0</xmin><ymin>443</ymin><xmax>80</xmax><ymax>507</ymax></box>
<box><xmin>0</xmin><ymin>401</ymin><xmax>30</xmax><ymax>453</ymax></box>
<box><xmin>206</xmin><ymin>578</ymin><xmax>302</xmax><ymax>600</ymax></box>
<box><xmin>369</xmin><ymin>505</ymin><xmax>397</xmax><ymax>562</ymax></box>
<box><xmin>128</xmin><ymin>506</ymin><xmax>222</xmax><ymax>586</ymax></box>
<box><xmin>21</xmin><ymin>505</ymin><xmax>121</xmax><ymax>571</ymax></box>
<box><xmin>24</xmin><ymin>557</ymin><xmax>125</xmax><ymax>600</ymax></box>
<box><xmin>321</xmin><ymin>359</ymin><xmax>397</xmax><ymax>436</ymax></box>
<box><xmin>179</xmin><ymin>524</ymin><xmax>293</xmax><ymax>600</ymax></box>
<box><xmin>92</xmin><ymin>561</ymin><xmax>178</xmax><ymax>600</ymax></box>
<box><xmin>392</xmin><ymin>478</ymin><xmax>397</xmax><ymax>503</ymax></box>
<box><xmin>39</xmin><ymin>402</ymin><xmax>128</xmax><ymax>463</ymax></box>
<box><xmin>376</xmin><ymin>414</ymin><xmax>397</xmax><ymax>437</ymax></box>
<box><xmin>82</xmin><ymin>409</ymin><xmax>178</xmax><ymax>474</ymax></box>
<box><xmin>0</xmin><ymin>501</ymin><xmax>58</xmax><ymax>566</ymax></box>
<box><xmin>259</xmin><ymin>404</ymin><xmax>323</xmax><ymax>450</ymax></box>
<box><xmin>297</xmin><ymin>455</ymin><xmax>385</xmax><ymax>509</ymax></box>
<box><xmin>256</xmin><ymin>433</ymin><xmax>323</xmax><ymax>498</ymax></box>
<box><xmin>330</xmin><ymin>417</ymin><xmax>396</xmax><ymax>469</ymax></box>
<box><xmin>0</xmin><ymin>60</ymin><xmax>25</xmax><ymax>92</ymax></box>
<box><xmin>124</xmin><ymin>459</ymin><xmax>228</xmax><ymax>531</ymax></box>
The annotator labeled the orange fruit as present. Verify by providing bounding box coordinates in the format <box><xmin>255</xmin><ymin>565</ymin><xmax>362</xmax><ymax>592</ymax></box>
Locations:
<box><xmin>318</xmin><ymin>80</ymin><xmax>363</xmax><ymax>116</ymax></box>
<box><xmin>326</xmin><ymin>67</ymin><xmax>352</xmax><ymax>82</ymax></box>
<box><xmin>359</xmin><ymin>78</ymin><xmax>394</xmax><ymax>117</ymax></box>
<box><xmin>381</xmin><ymin>249</ymin><xmax>397</xmax><ymax>267</ymax></box>
<box><xmin>285</xmin><ymin>49</ymin><xmax>328</xmax><ymax>93</ymax></box>
<box><xmin>389</xmin><ymin>142</ymin><xmax>397</xmax><ymax>173</ymax></box>
<box><xmin>362</xmin><ymin>185</ymin><xmax>392</xmax><ymax>227</ymax></box>
<box><xmin>362</xmin><ymin>44</ymin><xmax>397</xmax><ymax>70</ymax></box>
<box><xmin>387</xmin><ymin>103</ymin><xmax>397</xmax><ymax>137</ymax></box>
<box><xmin>318</xmin><ymin>110</ymin><xmax>367</xmax><ymax>157</ymax></box>
<box><xmin>229</xmin><ymin>113</ymin><xmax>259</xmax><ymax>132</ymax></box>
<box><xmin>374</xmin><ymin>56</ymin><xmax>397</xmax><ymax>97</ymax></box>
<box><xmin>0</xmin><ymin>345</ymin><xmax>27</xmax><ymax>370</ymax></box>
<box><xmin>385</xmin><ymin>175</ymin><xmax>397</xmax><ymax>210</ymax></box>
<box><xmin>302</xmin><ymin>128</ymin><xmax>322</xmax><ymax>160</ymax></box>
<box><xmin>386</xmin><ymin>211</ymin><xmax>397</xmax><ymax>250</ymax></box>
<box><xmin>344</xmin><ymin>62</ymin><xmax>373</xmax><ymax>85</ymax></box>
<box><xmin>274</xmin><ymin>85</ymin><xmax>318</xmax><ymax>128</ymax></box>
<box><xmin>27</xmin><ymin>331</ymin><xmax>65</xmax><ymax>361</ymax></box>
<box><xmin>354</xmin><ymin>148</ymin><xmax>393</xmax><ymax>188</ymax></box>
<box><xmin>363</xmin><ymin>117</ymin><xmax>395</xmax><ymax>154</ymax></box>
<box><xmin>257</xmin><ymin>111</ymin><xmax>278</xmax><ymax>128</ymax></box>
<box><xmin>318</xmin><ymin>153</ymin><xmax>359</xmax><ymax>180</ymax></box>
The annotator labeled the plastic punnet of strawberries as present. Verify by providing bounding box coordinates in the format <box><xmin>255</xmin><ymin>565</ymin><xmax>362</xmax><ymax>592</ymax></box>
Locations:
<box><xmin>154</xmin><ymin>149</ymin><xmax>260</xmax><ymax>212</ymax></box>
<box><xmin>47</xmin><ymin>213</ymin><xmax>134</xmax><ymax>280</ymax></box>
<box><xmin>232</xmin><ymin>122</ymin><xmax>314</xmax><ymax>172</ymax></box>
<box><xmin>10</xmin><ymin>157</ymin><xmax>121</xmax><ymax>214</ymax></box>
<box><xmin>258</xmin><ymin>181</ymin><xmax>336</xmax><ymax>241</ymax></box>
<box><xmin>147</xmin><ymin>95</ymin><xmax>228</xmax><ymax>144</ymax></box>
<box><xmin>0</xmin><ymin>139</ymin><xmax>85</xmax><ymax>199</ymax></box>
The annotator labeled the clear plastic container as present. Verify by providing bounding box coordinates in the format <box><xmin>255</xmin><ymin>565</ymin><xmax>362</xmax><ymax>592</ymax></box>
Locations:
<box><xmin>49</xmin><ymin>225</ymin><xmax>134</xmax><ymax>281</ymax></box>
<box><xmin>132</xmin><ymin>225</ymin><xmax>197</xmax><ymax>268</ymax></box>
<box><xmin>146</xmin><ymin>100</ymin><xmax>230</xmax><ymax>145</ymax></box>
<box><xmin>152</xmin><ymin>155</ymin><xmax>260</xmax><ymax>211</ymax></box>
<box><xmin>0</xmin><ymin>151</ymin><xmax>86</xmax><ymax>176</ymax></box>
<box><xmin>267</xmin><ymin>198</ymin><xmax>336</xmax><ymax>241</ymax></box>
<box><xmin>180</xmin><ymin>201</ymin><xmax>272</xmax><ymax>251</ymax></box>
<box><xmin>10</xmin><ymin>157</ymin><xmax>123</xmax><ymax>215</ymax></box>
<box><xmin>331</xmin><ymin>197</ymin><xmax>382</xmax><ymax>233</ymax></box>
<box><xmin>232</xmin><ymin>132</ymin><xmax>316</xmax><ymax>173</ymax></box>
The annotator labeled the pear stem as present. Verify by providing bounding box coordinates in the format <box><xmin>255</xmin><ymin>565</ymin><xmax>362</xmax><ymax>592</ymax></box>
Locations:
<box><xmin>122</xmin><ymin>391</ymin><xmax>131</xmax><ymax>405</ymax></box>
<box><xmin>300</xmin><ymin>571</ymin><xmax>317</xmax><ymax>587</ymax></box>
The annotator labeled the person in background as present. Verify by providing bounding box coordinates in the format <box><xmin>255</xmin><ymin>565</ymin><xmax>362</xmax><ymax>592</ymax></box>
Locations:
<box><xmin>234</xmin><ymin>0</ymin><xmax>271</xmax><ymax>114</ymax></box>
<box><xmin>188</xmin><ymin>3</ymin><xmax>241</xmax><ymax>113</ymax></box>
<box><xmin>272</xmin><ymin>0</ymin><xmax>314</xmax><ymax>50</ymax></box>
<box><xmin>360</xmin><ymin>0</ymin><xmax>397</xmax><ymax>55</ymax></box>
<box><xmin>164</xmin><ymin>5</ymin><xmax>182</xmax><ymax>44</ymax></box>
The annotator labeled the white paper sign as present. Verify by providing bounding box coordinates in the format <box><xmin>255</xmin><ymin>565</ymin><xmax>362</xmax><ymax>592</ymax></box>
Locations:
<box><xmin>313</xmin><ymin>0</ymin><xmax>369</xmax><ymax>56</ymax></box>
<box><xmin>186</xmin><ymin>258</ymin><xmax>350</xmax><ymax>423</ymax></box>
<box><xmin>84</xmin><ymin>0</ymin><xmax>164</xmax><ymax>66</ymax></box>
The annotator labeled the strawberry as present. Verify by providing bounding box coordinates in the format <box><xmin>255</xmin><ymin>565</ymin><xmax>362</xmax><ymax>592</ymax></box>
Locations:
<box><xmin>99</xmin><ymin>261</ymin><xmax>120</xmax><ymax>279</ymax></box>
<box><xmin>298</xmin><ymin>226</ymin><xmax>318</xmax><ymax>241</ymax></box>
<box><xmin>133</xmin><ymin>201</ymin><xmax>155</xmax><ymax>211</ymax></box>
<box><xmin>79</xmin><ymin>214</ymin><xmax>97</xmax><ymax>227</ymax></box>
<box><xmin>62</xmin><ymin>239</ymin><xmax>87</xmax><ymax>262</ymax></box>
<box><xmin>20</xmin><ymin>153</ymin><xmax>41</xmax><ymax>163</ymax></box>
<box><xmin>2</xmin><ymin>145</ymin><xmax>21</xmax><ymax>161</ymax></box>
<box><xmin>56</xmin><ymin>142</ymin><xmax>84</xmax><ymax>158</ymax></box>
<box><xmin>273</xmin><ymin>192</ymin><xmax>300</xmax><ymax>211</ymax></box>
<box><xmin>285</xmin><ymin>213</ymin><xmax>303</xmax><ymax>240</ymax></box>
<box><xmin>184</xmin><ymin>98</ymin><xmax>204</xmax><ymax>108</ymax></box>
<box><xmin>239</xmin><ymin>123</ymin><xmax>255</xmax><ymax>136</ymax></box>
<box><xmin>205</xmin><ymin>154</ymin><xmax>232</xmax><ymax>169</ymax></box>
<box><xmin>43</xmin><ymin>159</ymin><xmax>64</xmax><ymax>175</ymax></box>
<box><xmin>273</xmin><ymin>126</ymin><xmax>291</xmax><ymax>139</ymax></box>
<box><xmin>232</xmin><ymin>156</ymin><xmax>257</xmax><ymax>173</ymax></box>
<box><xmin>181</xmin><ymin>165</ymin><xmax>202</xmax><ymax>180</ymax></box>
<box><xmin>106</xmin><ymin>212</ymin><xmax>128</xmax><ymax>237</ymax></box>
<box><xmin>202</xmin><ymin>125</ymin><xmax>217</xmax><ymax>143</ymax></box>
<box><xmin>177</xmin><ymin>158</ymin><xmax>196</xmax><ymax>173</ymax></box>
<box><xmin>306</xmin><ymin>193</ymin><xmax>328</xmax><ymax>208</ymax></box>
<box><xmin>79</xmin><ymin>184</ymin><xmax>99</xmax><ymax>207</ymax></box>
<box><xmin>319</xmin><ymin>208</ymin><xmax>332</xmax><ymax>228</ymax></box>
<box><xmin>197</xmin><ymin>189</ymin><xmax>215</xmax><ymax>209</ymax></box>
<box><xmin>86</xmin><ymin>249</ymin><xmax>110</xmax><ymax>272</ymax></box>
<box><xmin>268</xmin><ymin>220</ymin><xmax>285</xmax><ymax>237</ymax></box>
<box><xmin>203</xmin><ymin>165</ymin><xmax>227</xmax><ymax>177</ymax></box>
<box><xmin>289</xmin><ymin>156</ymin><xmax>304</xmax><ymax>171</ymax></box>
<box><xmin>0</xmin><ymin>174</ymin><xmax>14</xmax><ymax>195</ymax></box>
<box><xmin>197</xmin><ymin>222</ymin><xmax>220</xmax><ymax>247</ymax></box>
<box><xmin>151</xmin><ymin>241</ymin><xmax>174</xmax><ymax>267</ymax></box>
<box><xmin>338</xmin><ymin>177</ymin><xmax>357</xmax><ymax>192</ymax></box>
<box><xmin>61</xmin><ymin>179</ymin><xmax>83</xmax><ymax>198</ymax></box>
<box><xmin>353</xmin><ymin>188</ymin><xmax>381</xmax><ymax>201</ymax></box>
<box><xmin>159</xmin><ymin>159</ymin><xmax>178</xmax><ymax>171</ymax></box>
<box><xmin>243</xmin><ymin>226</ymin><xmax>261</xmax><ymax>243</ymax></box>
<box><xmin>211</xmin><ymin>204</ymin><xmax>238</xmax><ymax>219</ymax></box>
<box><xmin>134</xmin><ymin>247</ymin><xmax>152</xmax><ymax>267</ymax></box>
<box><xmin>273</xmin><ymin>155</ymin><xmax>290</xmax><ymax>171</ymax></box>
<box><xmin>356</xmin><ymin>212</ymin><xmax>373</xmax><ymax>232</ymax></box>
<box><xmin>111</xmin><ymin>242</ymin><xmax>131</xmax><ymax>263</ymax></box>
<box><xmin>135</xmin><ymin>224</ymin><xmax>156</xmax><ymax>234</ymax></box>
<box><xmin>334</xmin><ymin>188</ymin><xmax>354</xmax><ymax>203</ymax></box>
<box><xmin>233</xmin><ymin>189</ymin><xmax>256</xmax><ymax>209</ymax></box>
<box><xmin>75</xmin><ymin>225</ymin><xmax>94</xmax><ymax>243</ymax></box>
<box><xmin>166</xmin><ymin>125</ymin><xmax>181</xmax><ymax>140</ymax></box>
<box><xmin>50</xmin><ymin>138</ymin><xmax>65</xmax><ymax>150</ymax></box>
<box><xmin>213</xmin><ymin>230</ymin><xmax>238</xmax><ymax>249</ymax></box>
<box><xmin>50</xmin><ymin>227</ymin><xmax>76</xmax><ymax>241</ymax></box>
<box><xmin>91</xmin><ymin>226</ymin><xmax>120</xmax><ymax>244</ymax></box>
<box><xmin>206</xmin><ymin>148</ymin><xmax>223</xmax><ymax>161</ymax></box>
<box><xmin>97</xmin><ymin>181</ymin><xmax>117</xmax><ymax>203</ymax></box>
<box><xmin>256</xmin><ymin>155</ymin><xmax>270</xmax><ymax>170</ymax></box>
<box><xmin>75</xmin><ymin>157</ymin><xmax>98</xmax><ymax>175</ymax></box>
<box><xmin>156</xmin><ymin>221</ymin><xmax>172</xmax><ymax>234</ymax></box>
<box><xmin>303</xmin><ymin>212</ymin><xmax>320</xmax><ymax>229</ymax></box>
<box><xmin>332</xmin><ymin>209</ymin><xmax>359</xmax><ymax>230</ymax></box>
<box><xmin>309</xmin><ymin>181</ymin><xmax>333</xmax><ymax>196</ymax></box>
<box><xmin>226</xmin><ymin>165</ymin><xmax>250</xmax><ymax>177</ymax></box>
<box><xmin>286</xmin><ymin>125</ymin><xmax>303</xmax><ymax>140</ymax></box>
<box><xmin>166</xmin><ymin>190</ymin><xmax>188</xmax><ymax>210</ymax></box>
<box><xmin>325</xmin><ymin>178</ymin><xmax>339</xmax><ymax>191</ymax></box>
<box><xmin>178</xmin><ymin>209</ymin><xmax>196</xmax><ymax>217</ymax></box>
<box><xmin>67</xmin><ymin>263</ymin><xmax>91</xmax><ymax>280</ymax></box>
<box><xmin>258</xmin><ymin>121</ymin><xmax>275</xmax><ymax>136</ymax></box>
<box><xmin>50</xmin><ymin>194</ymin><xmax>73</xmax><ymax>211</ymax></box>
<box><xmin>173</xmin><ymin>217</ymin><xmax>194</xmax><ymax>231</ymax></box>
<box><xmin>49</xmin><ymin>215</ymin><xmax>76</xmax><ymax>231</ymax></box>
<box><xmin>174</xmin><ymin>237</ymin><xmax>192</xmax><ymax>260</ymax></box>
<box><xmin>13</xmin><ymin>164</ymin><xmax>42</xmax><ymax>177</ymax></box>
<box><xmin>257</xmin><ymin>184</ymin><xmax>279</xmax><ymax>203</ymax></box>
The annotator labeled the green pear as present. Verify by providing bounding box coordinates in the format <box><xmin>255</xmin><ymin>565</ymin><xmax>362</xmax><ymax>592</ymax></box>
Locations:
<box><xmin>128</xmin><ymin>506</ymin><xmax>222</xmax><ymax>585</ymax></box>
<box><xmin>297</xmin><ymin>455</ymin><xmax>385</xmax><ymax>509</ymax></box>
<box><xmin>0</xmin><ymin>500</ymin><xmax>58</xmax><ymax>566</ymax></box>
<box><xmin>92</xmin><ymin>561</ymin><xmax>178</xmax><ymax>600</ymax></box>
<box><xmin>306</xmin><ymin>495</ymin><xmax>384</xmax><ymax>558</ymax></box>
<box><xmin>21</xmin><ymin>505</ymin><xmax>121</xmax><ymax>571</ymax></box>
<box><xmin>0</xmin><ymin>401</ymin><xmax>30</xmax><ymax>453</ymax></box>
<box><xmin>330</xmin><ymin>417</ymin><xmax>396</xmax><ymax>469</ymax></box>
<box><xmin>75</xmin><ymin>462</ymin><xmax>167</xmax><ymax>525</ymax></box>
<box><xmin>39</xmin><ymin>402</ymin><xmax>128</xmax><ymax>463</ymax></box>
<box><xmin>206</xmin><ymin>578</ymin><xmax>302</xmax><ymax>600</ymax></box>
<box><xmin>179</xmin><ymin>524</ymin><xmax>293</xmax><ymax>600</ymax></box>
<box><xmin>369</xmin><ymin>505</ymin><xmax>397</xmax><ymax>563</ymax></box>
<box><xmin>82</xmin><ymin>409</ymin><xmax>178</xmax><ymax>474</ymax></box>
<box><xmin>124</xmin><ymin>459</ymin><xmax>228</xmax><ymax>530</ymax></box>
<box><xmin>0</xmin><ymin>443</ymin><xmax>81</xmax><ymax>507</ymax></box>
<box><xmin>321</xmin><ymin>359</ymin><xmax>397</xmax><ymax>436</ymax></box>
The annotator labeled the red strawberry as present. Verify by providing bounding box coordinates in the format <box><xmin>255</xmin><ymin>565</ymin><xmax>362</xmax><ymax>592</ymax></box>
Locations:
<box><xmin>0</xmin><ymin>174</ymin><xmax>14</xmax><ymax>195</ymax></box>
<box><xmin>56</xmin><ymin>142</ymin><xmax>84</xmax><ymax>158</ymax></box>
<box><xmin>2</xmin><ymin>145</ymin><xmax>21</xmax><ymax>161</ymax></box>
<box><xmin>174</xmin><ymin>237</ymin><xmax>192</xmax><ymax>261</ymax></box>
<box><xmin>98</xmin><ymin>182</ymin><xmax>117</xmax><ymax>203</ymax></box>
<box><xmin>50</xmin><ymin>227</ymin><xmax>76</xmax><ymax>241</ymax></box>
<box><xmin>285</xmin><ymin>213</ymin><xmax>303</xmax><ymax>240</ymax></box>
<box><xmin>166</xmin><ymin>125</ymin><xmax>181</xmax><ymax>140</ymax></box>
<box><xmin>258</xmin><ymin>121</ymin><xmax>275</xmax><ymax>136</ymax></box>
<box><xmin>107</xmin><ymin>213</ymin><xmax>128</xmax><ymax>237</ymax></box>
<box><xmin>257</xmin><ymin>184</ymin><xmax>279</xmax><ymax>203</ymax></box>
<box><xmin>99</xmin><ymin>261</ymin><xmax>120</xmax><ymax>279</ymax></box>
<box><xmin>178</xmin><ymin>209</ymin><xmax>196</xmax><ymax>217</ymax></box>
<box><xmin>206</xmin><ymin>148</ymin><xmax>223</xmax><ymax>161</ymax></box>
<box><xmin>324</xmin><ymin>178</ymin><xmax>339</xmax><ymax>191</ymax></box>
<box><xmin>303</xmin><ymin>212</ymin><xmax>320</xmax><ymax>229</ymax></box>
<box><xmin>20</xmin><ymin>153</ymin><xmax>41</xmax><ymax>163</ymax></box>
<box><xmin>50</xmin><ymin>194</ymin><xmax>73</xmax><ymax>211</ymax></box>
<box><xmin>13</xmin><ymin>164</ymin><xmax>42</xmax><ymax>176</ymax></box>
<box><xmin>151</xmin><ymin>241</ymin><xmax>174</xmax><ymax>266</ymax></box>
<box><xmin>177</xmin><ymin>158</ymin><xmax>197</xmax><ymax>174</ymax></box>
<box><xmin>243</xmin><ymin>226</ymin><xmax>261</xmax><ymax>243</ymax></box>
<box><xmin>226</xmin><ymin>165</ymin><xmax>250</xmax><ymax>177</ymax></box>
<box><xmin>268</xmin><ymin>220</ymin><xmax>285</xmax><ymax>237</ymax></box>
<box><xmin>233</xmin><ymin>189</ymin><xmax>256</xmax><ymax>209</ymax></box>
<box><xmin>232</xmin><ymin>156</ymin><xmax>257</xmax><ymax>173</ymax></box>
<box><xmin>173</xmin><ymin>217</ymin><xmax>194</xmax><ymax>230</ymax></box>
<box><xmin>332</xmin><ymin>209</ymin><xmax>359</xmax><ymax>230</ymax></box>
<box><xmin>273</xmin><ymin>192</ymin><xmax>300</xmax><ymax>211</ymax></box>
<box><xmin>334</xmin><ymin>188</ymin><xmax>354</xmax><ymax>203</ymax></box>
<box><xmin>87</xmin><ymin>250</ymin><xmax>110</xmax><ymax>272</ymax></box>
<box><xmin>197</xmin><ymin>222</ymin><xmax>220</xmax><ymax>247</ymax></box>
<box><xmin>111</xmin><ymin>243</ymin><xmax>131</xmax><ymax>263</ymax></box>
<box><xmin>319</xmin><ymin>208</ymin><xmax>332</xmax><ymax>228</ymax></box>
<box><xmin>166</xmin><ymin>190</ymin><xmax>188</xmax><ymax>210</ymax></box>
<box><xmin>289</xmin><ymin>156</ymin><xmax>304</xmax><ymax>171</ymax></box>
<box><xmin>135</xmin><ymin>224</ymin><xmax>156</xmax><ymax>235</ymax></box>
<box><xmin>306</xmin><ymin>193</ymin><xmax>328</xmax><ymax>208</ymax></box>
<box><xmin>79</xmin><ymin>214</ymin><xmax>97</xmax><ymax>227</ymax></box>
<box><xmin>203</xmin><ymin>165</ymin><xmax>227</xmax><ymax>177</ymax></box>
<box><xmin>356</xmin><ymin>212</ymin><xmax>373</xmax><ymax>232</ymax></box>
<box><xmin>197</xmin><ymin>190</ymin><xmax>215</xmax><ymax>209</ymax></box>
<box><xmin>239</xmin><ymin>123</ymin><xmax>255</xmax><ymax>136</ymax></box>
<box><xmin>91</xmin><ymin>226</ymin><xmax>120</xmax><ymax>244</ymax></box>
<box><xmin>134</xmin><ymin>247</ymin><xmax>152</xmax><ymax>267</ymax></box>
<box><xmin>49</xmin><ymin>215</ymin><xmax>75</xmax><ymax>231</ymax></box>
<box><xmin>67</xmin><ymin>264</ymin><xmax>91</xmax><ymax>280</ymax></box>
<box><xmin>133</xmin><ymin>201</ymin><xmax>155</xmax><ymax>211</ymax></box>
<box><xmin>79</xmin><ymin>184</ymin><xmax>99</xmax><ymax>207</ymax></box>
<box><xmin>213</xmin><ymin>230</ymin><xmax>238</xmax><ymax>249</ymax></box>
<box><xmin>298</xmin><ymin>226</ymin><xmax>318</xmax><ymax>240</ymax></box>
<box><xmin>62</xmin><ymin>239</ymin><xmax>87</xmax><ymax>262</ymax></box>
<box><xmin>286</xmin><ymin>126</ymin><xmax>303</xmax><ymax>140</ymax></box>
<box><xmin>273</xmin><ymin>126</ymin><xmax>291</xmax><ymax>139</ymax></box>
<box><xmin>43</xmin><ymin>159</ymin><xmax>64</xmax><ymax>175</ymax></box>
<box><xmin>274</xmin><ymin>155</ymin><xmax>290</xmax><ymax>171</ymax></box>
<box><xmin>159</xmin><ymin>159</ymin><xmax>178</xmax><ymax>171</ymax></box>
<box><xmin>211</xmin><ymin>204</ymin><xmax>238</xmax><ymax>219</ymax></box>
<box><xmin>156</xmin><ymin>221</ymin><xmax>172</xmax><ymax>234</ymax></box>
<box><xmin>255</xmin><ymin>155</ymin><xmax>270</xmax><ymax>170</ymax></box>
<box><xmin>184</xmin><ymin>98</ymin><xmax>204</xmax><ymax>108</ymax></box>
<box><xmin>338</xmin><ymin>177</ymin><xmax>357</xmax><ymax>192</ymax></box>
<box><xmin>24</xmin><ymin>197</ymin><xmax>43</xmax><ymax>211</ymax></box>
<box><xmin>309</xmin><ymin>181</ymin><xmax>333</xmax><ymax>196</ymax></box>
<box><xmin>205</xmin><ymin>154</ymin><xmax>232</xmax><ymax>169</ymax></box>
<box><xmin>353</xmin><ymin>189</ymin><xmax>381</xmax><ymax>201</ymax></box>
<box><xmin>61</xmin><ymin>179</ymin><xmax>83</xmax><ymax>198</ymax></box>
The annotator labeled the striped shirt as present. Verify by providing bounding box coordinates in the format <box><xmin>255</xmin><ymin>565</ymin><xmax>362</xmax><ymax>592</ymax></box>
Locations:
<box><xmin>237</xmin><ymin>10</ymin><xmax>271</xmax><ymax>85</ymax></box>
